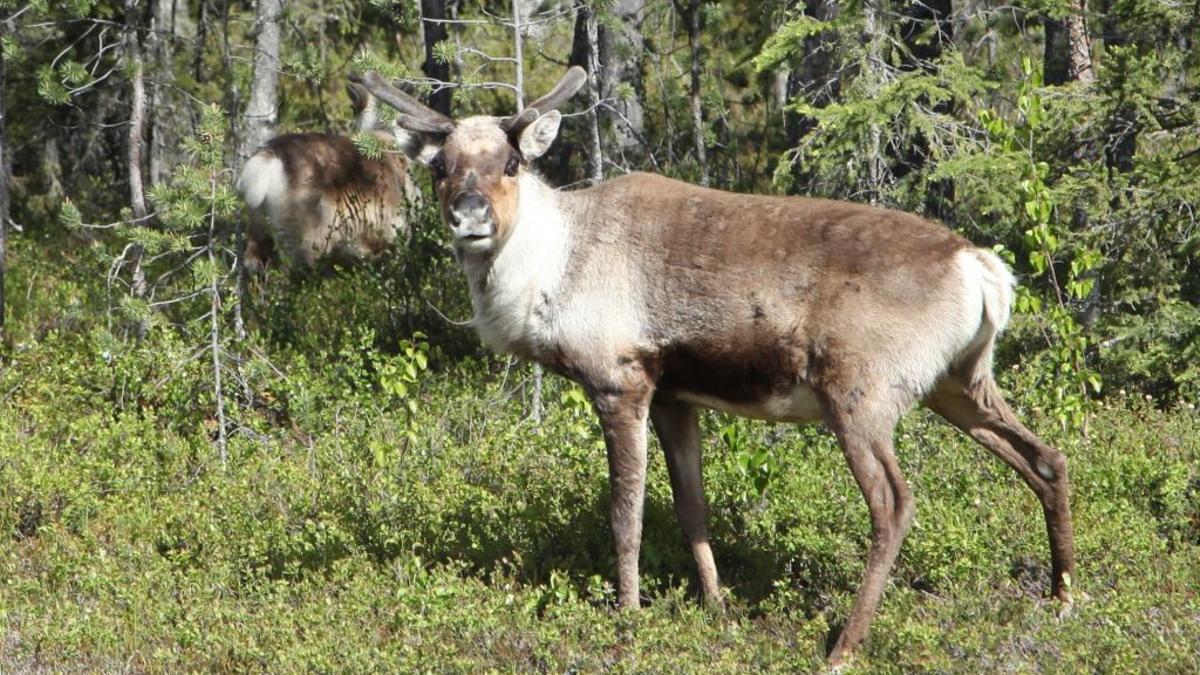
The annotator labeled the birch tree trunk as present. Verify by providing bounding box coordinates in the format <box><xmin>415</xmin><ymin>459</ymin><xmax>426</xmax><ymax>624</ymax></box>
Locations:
<box><xmin>510</xmin><ymin>0</ymin><xmax>543</xmax><ymax>424</ymax></box>
<box><xmin>239</xmin><ymin>0</ymin><xmax>282</xmax><ymax>163</ymax></box>
<box><xmin>123</xmin><ymin>0</ymin><xmax>150</xmax><ymax>335</ymax></box>
<box><xmin>512</xmin><ymin>0</ymin><xmax>524</xmax><ymax>110</ymax></box>
<box><xmin>125</xmin><ymin>0</ymin><xmax>149</xmax><ymax>220</ymax></box>
<box><xmin>676</xmin><ymin>0</ymin><xmax>708</xmax><ymax>186</ymax></box>
<box><xmin>420</xmin><ymin>0</ymin><xmax>452</xmax><ymax>116</ymax></box>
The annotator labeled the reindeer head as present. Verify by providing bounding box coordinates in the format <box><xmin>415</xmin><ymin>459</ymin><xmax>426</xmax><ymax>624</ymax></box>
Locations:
<box><xmin>355</xmin><ymin>67</ymin><xmax>586</xmax><ymax>254</ymax></box>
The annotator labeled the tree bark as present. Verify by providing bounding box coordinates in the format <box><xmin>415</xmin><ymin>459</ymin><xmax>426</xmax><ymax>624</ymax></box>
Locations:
<box><xmin>862</xmin><ymin>0</ymin><xmax>885</xmax><ymax>202</ymax></box>
<box><xmin>148</xmin><ymin>0</ymin><xmax>175</xmax><ymax>185</ymax></box>
<box><xmin>1064</xmin><ymin>1</ymin><xmax>1093</xmax><ymax>83</ymax></box>
<box><xmin>1044</xmin><ymin>0</ymin><xmax>1093</xmax><ymax>86</ymax></box>
<box><xmin>124</xmin><ymin>0</ymin><xmax>150</xmax><ymax>334</ymax></box>
<box><xmin>599</xmin><ymin>0</ymin><xmax>646</xmax><ymax>157</ymax></box>
<box><xmin>124</xmin><ymin>0</ymin><xmax>149</xmax><ymax>220</ymax></box>
<box><xmin>510</xmin><ymin>0</ymin><xmax>542</xmax><ymax>422</ymax></box>
<box><xmin>239</xmin><ymin>0</ymin><xmax>282</xmax><ymax>163</ymax></box>
<box><xmin>572</xmin><ymin>3</ymin><xmax>605</xmax><ymax>185</ymax></box>
<box><xmin>677</xmin><ymin>0</ymin><xmax>708</xmax><ymax>186</ymax></box>
<box><xmin>194</xmin><ymin>0</ymin><xmax>208</xmax><ymax>83</ymax></box>
<box><xmin>420</xmin><ymin>0</ymin><xmax>452</xmax><ymax>116</ymax></box>
<box><xmin>512</xmin><ymin>0</ymin><xmax>524</xmax><ymax>110</ymax></box>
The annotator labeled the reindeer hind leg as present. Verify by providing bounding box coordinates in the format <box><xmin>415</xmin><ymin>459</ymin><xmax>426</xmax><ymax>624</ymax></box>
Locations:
<box><xmin>926</xmin><ymin>374</ymin><xmax>1076</xmax><ymax>602</ymax></box>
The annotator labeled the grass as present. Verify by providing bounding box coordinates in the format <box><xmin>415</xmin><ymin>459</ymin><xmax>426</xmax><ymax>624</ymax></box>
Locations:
<box><xmin>2</xmin><ymin>236</ymin><xmax>1198</xmax><ymax>672</ymax></box>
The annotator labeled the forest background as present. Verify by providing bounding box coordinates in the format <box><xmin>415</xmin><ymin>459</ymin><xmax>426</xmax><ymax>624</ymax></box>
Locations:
<box><xmin>0</xmin><ymin>0</ymin><xmax>1198</xmax><ymax>670</ymax></box>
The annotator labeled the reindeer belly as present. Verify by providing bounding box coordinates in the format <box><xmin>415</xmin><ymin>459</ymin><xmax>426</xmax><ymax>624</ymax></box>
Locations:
<box><xmin>656</xmin><ymin>336</ymin><xmax>821</xmax><ymax>422</ymax></box>
<box><xmin>675</xmin><ymin>385</ymin><xmax>823</xmax><ymax>423</ymax></box>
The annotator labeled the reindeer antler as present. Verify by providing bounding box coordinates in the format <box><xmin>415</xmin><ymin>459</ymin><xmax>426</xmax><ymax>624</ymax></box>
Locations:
<box><xmin>355</xmin><ymin>71</ymin><xmax>455</xmax><ymax>134</ymax></box>
<box><xmin>500</xmin><ymin>66</ymin><xmax>587</xmax><ymax>133</ymax></box>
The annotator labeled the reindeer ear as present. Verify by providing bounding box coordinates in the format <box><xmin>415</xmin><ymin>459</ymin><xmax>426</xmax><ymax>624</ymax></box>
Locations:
<box><xmin>391</xmin><ymin>127</ymin><xmax>446</xmax><ymax>166</ymax></box>
<box><xmin>517</xmin><ymin>110</ymin><xmax>562</xmax><ymax>161</ymax></box>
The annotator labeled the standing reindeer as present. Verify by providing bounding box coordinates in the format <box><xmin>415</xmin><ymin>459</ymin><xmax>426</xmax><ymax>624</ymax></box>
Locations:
<box><xmin>236</xmin><ymin>81</ymin><xmax>419</xmax><ymax>271</ymax></box>
<box><xmin>360</xmin><ymin>67</ymin><xmax>1077</xmax><ymax>664</ymax></box>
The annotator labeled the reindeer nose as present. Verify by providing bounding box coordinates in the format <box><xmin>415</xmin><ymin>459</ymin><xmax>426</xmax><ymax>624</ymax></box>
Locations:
<box><xmin>448</xmin><ymin>192</ymin><xmax>493</xmax><ymax>228</ymax></box>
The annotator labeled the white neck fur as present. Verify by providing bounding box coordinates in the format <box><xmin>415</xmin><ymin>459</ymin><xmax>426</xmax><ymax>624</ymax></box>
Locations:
<box><xmin>460</xmin><ymin>171</ymin><xmax>570</xmax><ymax>355</ymax></box>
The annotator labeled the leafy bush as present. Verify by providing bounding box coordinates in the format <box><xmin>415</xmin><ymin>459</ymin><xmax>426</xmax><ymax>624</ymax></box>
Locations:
<box><xmin>3</xmin><ymin>233</ymin><xmax>1199</xmax><ymax>671</ymax></box>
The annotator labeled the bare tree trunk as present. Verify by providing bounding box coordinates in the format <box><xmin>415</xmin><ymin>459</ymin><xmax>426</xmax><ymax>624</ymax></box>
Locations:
<box><xmin>512</xmin><ymin>0</ymin><xmax>524</xmax><ymax>110</ymax></box>
<box><xmin>125</xmin><ymin>0</ymin><xmax>149</xmax><ymax>220</ymax></box>
<box><xmin>600</xmin><ymin>0</ymin><xmax>645</xmax><ymax>159</ymax></box>
<box><xmin>239</xmin><ymin>0</ymin><xmax>281</xmax><ymax>163</ymax></box>
<box><xmin>1044</xmin><ymin>0</ymin><xmax>1094</xmax><ymax>86</ymax></box>
<box><xmin>574</xmin><ymin>3</ymin><xmax>604</xmax><ymax>185</ymax></box>
<box><xmin>194</xmin><ymin>0</ymin><xmax>208</xmax><ymax>83</ymax></box>
<box><xmin>124</xmin><ymin>0</ymin><xmax>150</xmax><ymax>327</ymax></box>
<box><xmin>234</xmin><ymin>0</ymin><xmax>280</xmax><ymax>340</ymax></box>
<box><xmin>511</xmin><ymin>0</ymin><xmax>543</xmax><ymax>423</ymax></box>
<box><xmin>148</xmin><ymin>0</ymin><xmax>174</xmax><ymax>185</ymax></box>
<box><xmin>448</xmin><ymin>0</ymin><xmax>465</xmax><ymax>82</ymax></box>
<box><xmin>862</xmin><ymin>0</ymin><xmax>885</xmax><ymax>203</ymax></box>
<box><xmin>1064</xmin><ymin>1</ymin><xmax>1093</xmax><ymax>83</ymax></box>
<box><xmin>898</xmin><ymin>0</ymin><xmax>954</xmax><ymax>215</ymax></box>
<box><xmin>1099</xmin><ymin>0</ymin><xmax>1134</xmax><ymax>173</ymax></box>
<box><xmin>420</xmin><ymin>0</ymin><xmax>452</xmax><ymax>116</ymax></box>
<box><xmin>678</xmin><ymin>0</ymin><xmax>708</xmax><ymax>186</ymax></box>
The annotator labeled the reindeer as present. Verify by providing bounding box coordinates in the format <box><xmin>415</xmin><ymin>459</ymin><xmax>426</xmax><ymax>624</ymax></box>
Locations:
<box><xmin>359</xmin><ymin>66</ymin><xmax>1076</xmax><ymax>664</ymax></box>
<box><xmin>236</xmin><ymin>81</ymin><xmax>419</xmax><ymax>272</ymax></box>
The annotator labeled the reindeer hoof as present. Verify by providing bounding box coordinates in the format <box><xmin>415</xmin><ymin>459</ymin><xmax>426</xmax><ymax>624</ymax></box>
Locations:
<box><xmin>825</xmin><ymin>652</ymin><xmax>856</xmax><ymax>674</ymax></box>
<box><xmin>1055</xmin><ymin>588</ymin><xmax>1088</xmax><ymax>620</ymax></box>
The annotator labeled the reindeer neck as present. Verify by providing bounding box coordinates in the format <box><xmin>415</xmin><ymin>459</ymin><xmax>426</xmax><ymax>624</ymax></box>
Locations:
<box><xmin>461</xmin><ymin>171</ymin><xmax>573</xmax><ymax>355</ymax></box>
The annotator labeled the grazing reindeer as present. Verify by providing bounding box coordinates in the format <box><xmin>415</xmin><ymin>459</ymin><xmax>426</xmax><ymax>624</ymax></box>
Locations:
<box><xmin>361</xmin><ymin>66</ymin><xmax>1076</xmax><ymax>664</ymax></box>
<box><xmin>236</xmin><ymin>81</ymin><xmax>418</xmax><ymax>271</ymax></box>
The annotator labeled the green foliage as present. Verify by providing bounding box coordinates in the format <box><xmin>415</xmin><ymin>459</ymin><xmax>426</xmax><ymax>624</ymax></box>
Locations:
<box><xmin>968</xmin><ymin>59</ymin><xmax>1103</xmax><ymax>430</ymax></box>
<box><xmin>721</xmin><ymin>419</ymin><xmax>779</xmax><ymax>498</ymax></box>
<box><xmin>757</xmin><ymin>0</ymin><xmax>1199</xmax><ymax>405</ymax></box>
<box><xmin>4</xmin><ymin>239</ymin><xmax>1200</xmax><ymax>670</ymax></box>
<box><xmin>753</xmin><ymin>14</ymin><xmax>840</xmax><ymax>73</ymax></box>
<box><xmin>2</xmin><ymin>0</ymin><xmax>1199</xmax><ymax>669</ymax></box>
<box><xmin>351</xmin><ymin>130</ymin><xmax>387</xmax><ymax>160</ymax></box>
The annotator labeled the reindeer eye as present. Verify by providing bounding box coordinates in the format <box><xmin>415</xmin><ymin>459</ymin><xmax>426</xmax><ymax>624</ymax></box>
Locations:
<box><xmin>430</xmin><ymin>153</ymin><xmax>447</xmax><ymax>181</ymax></box>
<box><xmin>504</xmin><ymin>154</ymin><xmax>521</xmax><ymax>178</ymax></box>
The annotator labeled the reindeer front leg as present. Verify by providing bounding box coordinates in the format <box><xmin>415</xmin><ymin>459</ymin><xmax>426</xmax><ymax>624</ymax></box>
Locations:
<box><xmin>591</xmin><ymin>385</ymin><xmax>654</xmax><ymax>609</ymax></box>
